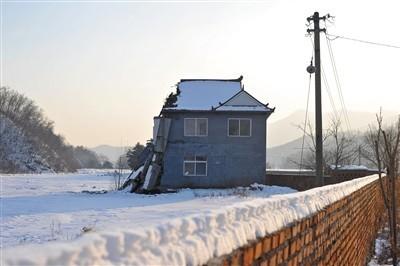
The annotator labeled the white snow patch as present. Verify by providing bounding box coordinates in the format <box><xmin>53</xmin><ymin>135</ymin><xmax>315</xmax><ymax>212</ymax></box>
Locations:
<box><xmin>2</xmin><ymin>174</ymin><xmax>378</xmax><ymax>266</ymax></box>
<box><xmin>339</xmin><ymin>164</ymin><xmax>368</xmax><ymax>170</ymax></box>
<box><xmin>170</xmin><ymin>80</ymin><xmax>241</xmax><ymax>110</ymax></box>
<box><xmin>367</xmin><ymin>227</ymin><xmax>392</xmax><ymax>266</ymax></box>
<box><xmin>335</xmin><ymin>164</ymin><xmax>369</xmax><ymax>170</ymax></box>
<box><xmin>0</xmin><ymin>171</ymin><xmax>119</xmax><ymax>198</ymax></box>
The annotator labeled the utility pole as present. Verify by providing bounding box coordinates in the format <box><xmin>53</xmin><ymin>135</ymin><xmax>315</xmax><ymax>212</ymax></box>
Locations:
<box><xmin>307</xmin><ymin>12</ymin><xmax>327</xmax><ymax>186</ymax></box>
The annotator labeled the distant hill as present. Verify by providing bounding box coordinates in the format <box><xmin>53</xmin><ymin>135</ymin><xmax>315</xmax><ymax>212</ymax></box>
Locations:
<box><xmin>91</xmin><ymin>145</ymin><xmax>129</xmax><ymax>163</ymax></box>
<box><xmin>268</xmin><ymin>110</ymin><xmax>398</xmax><ymax>148</ymax></box>
<box><xmin>0</xmin><ymin>87</ymin><xmax>108</xmax><ymax>173</ymax></box>
<box><xmin>267</xmin><ymin>132</ymin><xmax>383</xmax><ymax>169</ymax></box>
<box><xmin>267</xmin><ymin>137</ymin><xmax>303</xmax><ymax>169</ymax></box>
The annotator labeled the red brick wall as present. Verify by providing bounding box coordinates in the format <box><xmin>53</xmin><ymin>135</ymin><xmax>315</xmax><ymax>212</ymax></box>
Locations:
<box><xmin>207</xmin><ymin>179</ymin><xmax>384</xmax><ymax>266</ymax></box>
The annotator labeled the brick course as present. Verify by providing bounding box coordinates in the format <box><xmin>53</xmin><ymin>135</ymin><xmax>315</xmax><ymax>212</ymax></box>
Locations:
<box><xmin>207</xmin><ymin>179</ymin><xmax>384</xmax><ymax>266</ymax></box>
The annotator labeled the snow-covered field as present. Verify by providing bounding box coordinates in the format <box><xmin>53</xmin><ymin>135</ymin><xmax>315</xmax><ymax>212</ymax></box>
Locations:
<box><xmin>1</xmin><ymin>171</ymin><xmax>379</xmax><ymax>265</ymax></box>
<box><xmin>1</xmin><ymin>170</ymin><xmax>295</xmax><ymax>249</ymax></box>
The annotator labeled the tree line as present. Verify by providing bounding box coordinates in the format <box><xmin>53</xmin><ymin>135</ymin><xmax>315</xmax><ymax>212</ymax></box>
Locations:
<box><xmin>0</xmin><ymin>87</ymin><xmax>113</xmax><ymax>173</ymax></box>
<box><xmin>286</xmin><ymin>117</ymin><xmax>393</xmax><ymax>170</ymax></box>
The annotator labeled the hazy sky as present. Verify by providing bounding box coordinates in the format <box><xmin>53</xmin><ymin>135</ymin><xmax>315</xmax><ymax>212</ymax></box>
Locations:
<box><xmin>2</xmin><ymin>0</ymin><xmax>400</xmax><ymax>147</ymax></box>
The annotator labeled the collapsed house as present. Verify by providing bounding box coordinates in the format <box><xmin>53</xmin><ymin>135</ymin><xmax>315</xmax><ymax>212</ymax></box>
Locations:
<box><xmin>125</xmin><ymin>76</ymin><xmax>274</xmax><ymax>192</ymax></box>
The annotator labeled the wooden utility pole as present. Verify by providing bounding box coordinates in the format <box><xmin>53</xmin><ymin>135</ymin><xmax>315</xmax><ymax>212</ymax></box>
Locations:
<box><xmin>307</xmin><ymin>12</ymin><xmax>327</xmax><ymax>186</ymax></box>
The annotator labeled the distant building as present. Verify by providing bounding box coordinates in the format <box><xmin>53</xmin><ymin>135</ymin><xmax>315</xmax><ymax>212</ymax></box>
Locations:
<box><xmin>156</xmin><ymin>76</ymin><xmax>274</xmax><ymax>188</ymax></box>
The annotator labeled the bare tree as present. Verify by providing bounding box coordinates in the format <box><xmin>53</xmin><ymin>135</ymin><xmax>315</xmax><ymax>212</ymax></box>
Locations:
<box><xmin>290</xmin><ymin>121</ymin><xmax>331</xmax><ymax>170</ymax></box>
<box><xmin>113</xmin><ymin>154</ymin><xmax>129</xmax><ymax>190</ymax></box>
<box><xmin>367</xmin><ymin>110</ymin><xmax>400</xmax><ymax>266</ymax></box>
<box><xmin>325</xmin><ymin>119</ymin><xmax>358</xmax><ymax>169</ymax></box>
<box><xmin>291</xmin><ymin>118</ymin><xmax>358</xmax><ymax>170</ymax></box>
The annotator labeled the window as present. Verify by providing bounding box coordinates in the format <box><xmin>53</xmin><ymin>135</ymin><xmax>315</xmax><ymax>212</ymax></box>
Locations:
<box><xmin>183</xmin><ymin>155</ymin><xmax>207</xmax><ymax>176</ymax></box>
<box><xmin>184</xmin><ymin>118</ymin><xmax>208</xmax><ymax>136</ymax></box>
<box><xmin>228</xmin><ymin>118</ymin><xmax>252</xmax><ymax>137</ymax></box>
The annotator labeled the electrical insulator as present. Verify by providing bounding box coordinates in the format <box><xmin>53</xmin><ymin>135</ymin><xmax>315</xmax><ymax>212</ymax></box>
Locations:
<box><xmin>307</xmin><ymin>64</ymin><xmax>316</xmax><ymax>74</ymax></box>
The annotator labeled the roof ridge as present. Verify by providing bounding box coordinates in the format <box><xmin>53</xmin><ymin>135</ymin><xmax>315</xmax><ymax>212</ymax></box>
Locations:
<box><xmin>180</xmin><ymin>75</ymin><xmax>243</xmax><ymax>83</ymax></box>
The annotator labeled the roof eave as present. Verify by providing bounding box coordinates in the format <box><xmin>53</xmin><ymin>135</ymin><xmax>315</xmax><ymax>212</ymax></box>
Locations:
<box><xmin>161</xmin><ymin>108</ymin><xmax>274</xmax><ymax>114</ymax></box>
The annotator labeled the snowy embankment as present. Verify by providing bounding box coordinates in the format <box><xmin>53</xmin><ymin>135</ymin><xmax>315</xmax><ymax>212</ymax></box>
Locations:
<box><xmin>2</xmin><ymin>174</ymin><xmax>378</xmax><ymax>266</ymax></box>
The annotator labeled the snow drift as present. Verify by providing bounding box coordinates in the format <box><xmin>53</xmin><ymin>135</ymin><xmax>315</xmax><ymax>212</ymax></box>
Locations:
<box><xmin>2</xmin><ymin>175</ymin><xmax>379</xmax><ymax>266</ymax></box>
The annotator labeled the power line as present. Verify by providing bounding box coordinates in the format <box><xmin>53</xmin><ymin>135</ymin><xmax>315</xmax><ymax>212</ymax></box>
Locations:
<box><xmin>299</xmin><ymin>73</ymin><xmax>312</xmax><ymax>173</ymax></box>
<box><xmin>325</xmin><ymin>37</ymin><xmax>350</xmax><ymax>129</ymax></box>
<box><xmin>325</xmin><ymin>36</ymin><xmax>352</xmax><ymax>132</ymax></box>
<box><xmin>310</xmin><ymin>32</ymin><xmax>351</xmax><ymax>132</ymax></box>
<box><xmin>321</xmin><ymin>65</ymin><xmax>340</xmax><ymax>123</ymax></box>
<box><xmin>308</xmin><ymin>36</ymin><xmax>341</xmax><ymax>126</ymax></box>
<box><xmin>326</xmin><ymin>33</ymin><xmax>400</xmax><ymax>49</ymax></box>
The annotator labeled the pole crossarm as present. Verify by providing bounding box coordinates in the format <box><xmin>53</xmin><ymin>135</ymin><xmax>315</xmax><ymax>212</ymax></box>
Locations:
<box><xmin>306</xmin><ymin>13</ymin><xmax>331</xmax><ymax>23</ymax></box>
<box><xmin>307</xmin><ymin>28</ymin><xmax>326</xmax><ymax>33</ymax></box>
<box><xmin>306</xmin><ymin>13</ymin><xmax>329</xmax><ymax>33</ymax></box>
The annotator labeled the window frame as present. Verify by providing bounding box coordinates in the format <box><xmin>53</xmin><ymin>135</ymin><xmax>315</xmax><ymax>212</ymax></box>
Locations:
<box><xmin>227</xmin><ymin>118</ymin><xmax>252</xmax><ymax>137</ymax></box>
<box><xmin>183</xmin><ymin>155</ymin><xmax>208</xmax><ymax>176</ymax></box>
<box><xmin>184</xmin><ymin>118</ymin><xmax>208</xmax><ymax>137</ymax></box>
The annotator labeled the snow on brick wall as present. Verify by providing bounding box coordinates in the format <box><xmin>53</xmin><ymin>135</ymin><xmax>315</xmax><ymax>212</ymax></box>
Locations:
<box><xmin>208</xmin><ymin>175</ymin><xmax>384</xmax><ymax>266</ymax></box>
<box><xmin>2</xmin><ymin>175</ymin><xmax>379</xmax><ymax>266</ymax></box>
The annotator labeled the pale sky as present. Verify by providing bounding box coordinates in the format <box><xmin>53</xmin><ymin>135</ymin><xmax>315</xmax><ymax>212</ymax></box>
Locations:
<box><xmin>2</xmin><ymin>0</ymin><xmax>400</xmax><ymax>147</ymax></box>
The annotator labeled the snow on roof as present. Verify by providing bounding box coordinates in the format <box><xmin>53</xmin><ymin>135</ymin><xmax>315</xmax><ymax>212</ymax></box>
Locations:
<box><xmin>170</xmin><ymin>79</ymin><xmax>242</xmax><ymax>110</ymax></box>
<box><xmin>163</xmin><ymin>76</ymin><xmax>273</xmax><ymax>112</ymax></box>
<box><xmin>329</xmin><ymin>164</ymin><xmax>369</xmax><ymax>170</ymax></box>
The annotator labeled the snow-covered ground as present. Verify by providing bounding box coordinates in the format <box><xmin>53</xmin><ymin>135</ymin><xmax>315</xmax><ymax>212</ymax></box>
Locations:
<box><xmin>1</xmin><ymin>171</ymin><xmax>295</xmax><ymax>249</ymax></box>
<box><xmin>1</xmin><ymin>172</ymin><xmax>379</xmax><ymax>265</ymax></box>
<box><xmin>368</xmin><ymin>228</ymin><xmax>392</xmax><ymax>266</ymax></box>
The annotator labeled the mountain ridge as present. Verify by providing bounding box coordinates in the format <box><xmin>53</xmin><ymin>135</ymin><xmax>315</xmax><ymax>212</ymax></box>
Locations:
<box><xmin>90</xmin><ymin>145</ymin><xmax>130</xmax><ymax>163</ymax></box>
<box><xmin>268</xmin><ymin>110</ymin><xmax>398</xmax><ymax>148</ymax></box>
